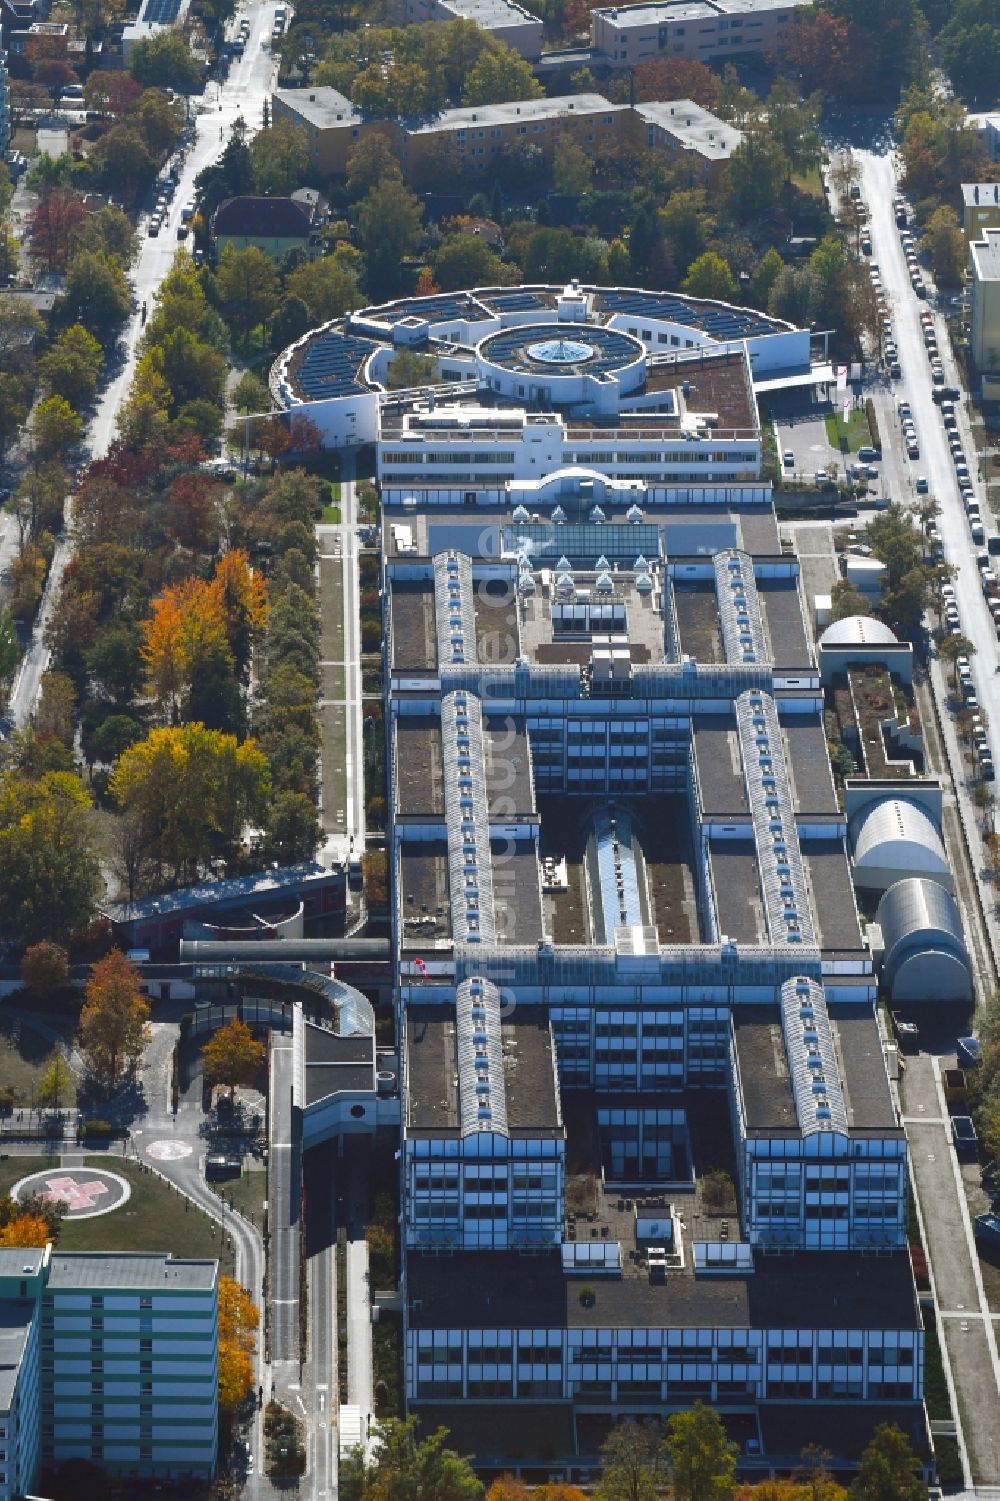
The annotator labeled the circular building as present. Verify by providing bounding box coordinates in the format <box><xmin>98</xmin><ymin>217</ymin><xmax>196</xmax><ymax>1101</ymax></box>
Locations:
<box><xmin>875</xmin><ymin>877</ymin><xmax>971</xmax><ymax>1003</ymax></box>
<box><xmin>849</xmin><ymin>798</ymin><xmax>951</xmax><ymax>894</ymax></box>
<box><xmin>819</xmin><ymin>616</ymin><xmax>898</xmax><ymax>647</ymax></box>
<box><xmin>476</xmin><ymin>322</ymin><xmax>646</xmax><ymax>406</ymax></box>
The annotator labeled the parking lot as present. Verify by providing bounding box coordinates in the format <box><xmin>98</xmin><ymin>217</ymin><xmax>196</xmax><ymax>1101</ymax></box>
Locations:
<box><xmin>770</xmin><ymin>396</ymin><xmax>872</xmax><ymax>486</ymax></box>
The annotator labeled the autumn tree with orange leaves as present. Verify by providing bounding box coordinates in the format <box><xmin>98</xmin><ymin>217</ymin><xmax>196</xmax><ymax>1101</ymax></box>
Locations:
<box><xmin>0</xmin><ymin>1214</ymin><xmax>52</xmax><ymax>1248</ymax></box>
<box><xmin>218</xmin><ymin>1275</ymin><xmax>258</xmax><ymax>1411</ymax></box>
<box><xmin>142</xmin><ymin>553</ymin><xmax>266</xmax><ymax>721</ymax></box>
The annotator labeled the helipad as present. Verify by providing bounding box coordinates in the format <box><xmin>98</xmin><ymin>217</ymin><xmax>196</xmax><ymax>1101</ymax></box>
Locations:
<box><xmin>14</xmin><ymin>1166</ymin><xmax>131</xmax><ymax>1220</ymax></box>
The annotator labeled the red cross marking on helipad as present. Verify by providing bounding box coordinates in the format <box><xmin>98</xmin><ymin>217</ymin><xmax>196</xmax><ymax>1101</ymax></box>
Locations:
<box><xmin>40</xmin><ymin>1177</ymin><xmax>110</xmax><ymax>1211</ymax></box>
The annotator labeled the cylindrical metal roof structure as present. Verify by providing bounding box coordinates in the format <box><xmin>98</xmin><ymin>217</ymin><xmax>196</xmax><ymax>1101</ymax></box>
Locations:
<box><xmin>179</xmin><ymin>939</ymin><xmax>390</xmax><ymax>961</ymax></box>
<box><xmin>850</xmin><ymin>798</ymin><xmax>951</xmax><ymax>892</ymax></box>
<box><xmin>819</xmin><ymin>616</ymin><xmax>897</xmax><ymax>647</ymax></box>
<box><xmin>875</xmin><ymin>878</ymin><xmax>970</xmax><ymax>1002</ymax></box>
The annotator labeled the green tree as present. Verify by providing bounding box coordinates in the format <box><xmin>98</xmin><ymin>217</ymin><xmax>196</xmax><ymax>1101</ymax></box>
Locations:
<box><xmin>38</xmin><ymin>323</ymin><xmax>104</xmax><ymax>409</ymax></box>
<box><xmin>269</xmin><ymin>296</ymin><xmax>311</xmax><ymax>351</ymax></box>
<box><xmin>433</xmin><ymin>234</ymin><xmax>511</xmax><ymax>291</ymax></box>
<box><xmin>727</xmin><ymin>121</ymin><xmax>790</xmax><ymax>219</ymax></box>
<box><xmin>358</xmin><ymin>1419</ymin><xmax>481</xmax><ymax>1501</ymax></box>
<box><xmin>286</xmin><ymin>254</ymin><xmax>362</xmax><ymax>322</ymax></box>
<box><xmin>386</xmin><ymin>348</ymin><xmax>439</xmax><ymax>390</ymax></box>
<box><xmin>937</xmin><ymin>0</ymin><xmax>1000</xmax><ymax>106</ymax></box>
<box><xmin>682</xmin><ymin>250</ymin><xmax>738</xmax><ymax>302</ymax></box>
<box><xmin>64</xmin><ymin>250</ymin><xmax>132</xmax><ymax>340</ymax></box>
<box><xmin>265</xmin><ymin>789</ymin><xmax>321</xmax><ymax>863</ymax></box>
<box><xmin>232</xmin><ymin>371</ymin><xmax>270</xmax><ymax>414</ymax></box>
<box><xmin>597</xmin><ymin>1421</ymin><xmax>665</xmax><ymax>1501</ymax></box>
<box><xmin>0</xmin><ymin>376</ymin><xmax>31</xmax><ymax>463</ymax></box>
<box><xmin>665</xmin><ymin>1404</ymin><xmax>737</xmax><ymax>1501</ymax></box>
<box><xmin>216</xmin><ymin>245</ymin><xmax>280</xmax><ymax>335</ymax></box>
<box><xmin>921</xmin><ymin>205</ymin><xmax>966</xmax><ymax>287</ymax></box>
<box><xmin>357</xmin><ymin>179</ymin><xmax>424</xmax><ymax>299</ymax></box>
<box><xmin>129</xmin><ymin>31</ymin><xmax>203</xmax><ymax>93</ymax></box>
<box><xmin>750</xmin><ymin>246</ymin><xmax>785</xmax><ymax>307</ymax></box>
<box><xmin>847</xmin><ymin>1424</ymin><xmax>925</xmax><ymax>1501</ymax></box>
<box><xmin>71</xmin><ymin>204</ymin><xmax>138</xmax><ymax>266</ymax></box>
<box><xmin>867</xmin><ymin>503</ymin><xmax>923</xmax><ymax>590</ymax></box>
<box><xmin>939</xmin><ymin>632</ymin><xmax>975</xmax><ymax>686</ymax></box>
<box><xmin>830</xmin><ymin>579</ymin><xmax>872</xmax><ymax>621</ymax></box>
<box><xmin>249</xmin><ymin>120</ymin><xmax>310</xmax><ymax>196</ymax></box>
<box><xmin>32</xmin><ymin>396</ymin><xmax>82</xmax><ymax>462</ymax></box>
<box><xmin>89</xmin><ymin>125</ymin><xmax>156</xmax><ymax>207</ymax></box>
<box><xmin>552</xmin><ymin>136</ymin><xmax>593</xmax><ymax>195</ymax></box>
<box><xmin>462</xmin><ymin>44</ymin><xmax>543</xmax><ymax>105</ymax></box>
<box><xmin>0</xmin><ymin>770</ymin><xmax>100</xmax><ymax>943</ymax></box>
<box><xmin>0</xmin><ymin>609</ymin><xmax>19</xmax><ymax>699</ymax></box>
<box><xmin>37</xmin><ymin>1054</ymin><xmax>73</xmax><ymax>1110</ymax></box>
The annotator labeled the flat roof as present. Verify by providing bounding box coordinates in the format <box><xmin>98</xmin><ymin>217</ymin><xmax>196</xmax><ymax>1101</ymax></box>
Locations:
<box><xmin>693</xmin><ymin>716</ymin><xmax>748</xmax><ymax>817</ymax></box>
<box><xmin>710</xmin><ymin>842</ymin><xmax>764</xmax><ymax>943</ymax></box>
<box><xmin>406</xmin><ymin>1003</ymin><xmax>561</xmax><ymax>1134</ymax></box>
<box><xmin>273</xmin><ymin>86</ymin><xmax>361</xmax><ymax>129</ymax></box>
<box><xmin>399</xmin><ymin>843</ymin><xmax>452</xmax><ymax>944</ymax></box>
<box><xmin>758</xmin><ymin>577</ymin><xmax>811</xmax><ymax>668</ymax></box>
<box><xmin>47</xmin><ymin>1253</ymin><xmax>218</xmax><ymax>1291</ymax></box>
<box><xmin>438</xmin><ymin>0</ymin><xmax>542</xmax><ymax>26</ymax></box>
<box><xmin>394</xmin><ymin>717</ymin><xmax>444</xmax><ymax>817</ymax></box>
<box><xmin>594</xmin><ymin>0</ymin><xmax>801</xmax><ymax>23</ymax></box>
<box><xmin>801</xmin><ymin>840</ymin><xmax>863</xmax><ymax>952</ymax></box>
<box><xmin>674</xmin><ymin>582</ymin><xmax>724</xmax><ymax>663</ymax></box>
<box><xmin>971</xmin><ymin>227</ymin><xmax>1000</xmax><ymax>281</ymax></box>
<box><xmin>733</xmin><ymin>1002</ymin><xmax>897</xmax><ymax>1135</ymax></box>
<box><xmin>407</xmin><ymin>94</ymin><xmax>625</xmax><ymax>136</ymax></box>
<box><xmin>781</xmin><ymin>716</ymin><xmax>838</xmax><ymax>814</ymax></box>
<box><xmin>492</xmin><ymin>840</ymin><xmax>544</xmax><ymax>945</ymax></box>
<box><xmin>0</xmin><ymin>1303</ymin><xmax>31</xmax><ymax>1412</ymax></box>
<box><xmin>390</xmin><ymin>580</ymin><xmax>437</xmax><ymax>673</ymax></box>
<box><xmin>635</xmin><ymin>101</ymin><xmax>742</xmax><ymax>161</ymax></box>
<box><xmin>484</xmin><ymin>716</ymin><xmax>535</xmax><ymax>817</ymax></box>
<box><xmin>963</xmin><ymin>182</ymin><xmax>1000</xmax><ymax>208</ymax></box>
<box><xmin>408</xmin><ymin>1245</ymin><xmax>918</xmax><ymax>1329</ymax></box>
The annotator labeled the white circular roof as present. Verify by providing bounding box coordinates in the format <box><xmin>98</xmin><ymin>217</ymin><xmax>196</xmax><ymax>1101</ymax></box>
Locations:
<box><xmin>850</xmin><ymin>798</ymin><xmax>948</xmax><ymax>880</ymax></box>
<box><xmin>820</xmin><ymin>615</ymin><xmax>897</xmax><ymax>647</ymax></box>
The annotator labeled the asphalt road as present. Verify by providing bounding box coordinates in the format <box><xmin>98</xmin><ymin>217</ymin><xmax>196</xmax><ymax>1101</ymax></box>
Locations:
<box><xmin>7</xmin><ymin>0</ymin><xmax>282</xmax><ymax>731</ymax></box>
<box><xmin>133</xmin><ymin>1017</ymin><xmax>269</xmax><ymax>1494</ymax></box>
<box><xmin>858</xmin><ymin>151</ymin><xmax>1000</xmax><ymax>763</ymax></box>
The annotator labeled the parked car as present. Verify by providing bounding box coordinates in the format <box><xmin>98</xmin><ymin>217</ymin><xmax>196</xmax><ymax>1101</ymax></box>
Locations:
<box><xmin>957</xmin><ymin>1036</ymin><xmax>982</xmax><ymax>1067</ymax></box>
<box><xmin>783</xmin><ymin>449</ymin><xmax>794</xmax><ymax>469</ymax></box>
<box><xmin>952</xmin><ymin>1115</ymin><xmax>979</xmax><ymax>1156</ymax></box>
<box><xmin>858</xmin><ymin>446</ymin><xmax>879</xmax><ymax>462</ymax></box>
<box><xmin>975</xmin><ymin>1213</ymin><xmax>1000</xmax><ymax>1246</ymax></box>
<box><xmin>892</xmin><ymin>1012</ymin><xmax>919</xmax><ymax>1046</ymax></box>
<box><xmin>916</xmin><ymin>476</ymin><xmax>928</xmax><ymax>493</ymax></box>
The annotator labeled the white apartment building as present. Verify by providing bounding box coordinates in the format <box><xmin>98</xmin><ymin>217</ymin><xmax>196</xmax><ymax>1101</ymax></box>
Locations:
<box><xmin>590</xmin><ymin>0</ymin><xmax>807</xmax><ymax>68</ymax></box>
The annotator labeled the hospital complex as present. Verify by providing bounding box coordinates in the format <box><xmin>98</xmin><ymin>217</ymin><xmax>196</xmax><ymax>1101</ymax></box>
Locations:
<box><xmin>265</xmin><ymin>279</ymin><xmax>966</xmax><ymax>1472</ymax></box>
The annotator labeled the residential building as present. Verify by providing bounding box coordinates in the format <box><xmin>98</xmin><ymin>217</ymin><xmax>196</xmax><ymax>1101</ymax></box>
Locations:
<box><xmin>269</xmin><ymin>90</ymin><xmax>742</xmax><ymax>190</ymax></box>
<box><xmin>212</xmin><ymin>192</ymin><xmax>324</xmax><ymax>261</ymax></box>
<box><xmin>590</xmin><ymin>0</ymin><xmax>807</xmax><ymax>68</ymax></box>
<box><xmin>970</xmin><ymin>225</ymin><xmax>1000</xmax><ymax>375</ymax></box>
<box><xmin>402</xmin><ymin>0</ymin><xmax>542</xmax><ymax>59</ymax></box>
<box><xmin>0</xmin><ymin>1248</ymin><xmax>218</xmax><ymax>1493</ymax></box>
<box><xmin>962</xmin><ymin>181</ymin><xmax>1000</xmax><ymax>242</ymax></box>
<box><xmin>272</xmin><ymin>87</ymin><xmax>371</xmax><ymax>176</ymax></box>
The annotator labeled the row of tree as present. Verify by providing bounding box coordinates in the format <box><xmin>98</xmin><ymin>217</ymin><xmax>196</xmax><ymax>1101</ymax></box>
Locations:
<box><xmin>338</xmin><ymin>1413</ymin><xmax>926</xmax><ymax>1501</ymax></box>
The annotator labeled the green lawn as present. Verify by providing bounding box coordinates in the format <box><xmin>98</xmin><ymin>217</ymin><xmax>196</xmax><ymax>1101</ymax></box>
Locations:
<box><xmin>321</xmin><ymin>504</ymin><xmax>342</xmax><ymax>524</ymax></box>
<box><xmin>824</xmin><ymin>408</ymin><xmax>871</xmax><ymax>453</ymax></box>
<box><xmin>210</xmin><ymin>1161</ymin><xmax>267</xmax><ymax>1229</ymax></box>
<box><xmin>792</xmin><ymin>164</ymin><xmax>825</xmax><ymax>201</ymax></box>
<box><xmin>0</xmin><ymin>1017</ymin><xmax>78</xmax><ymax>1107</ymax></box>
<box><xmin>0</xmin><ymin>1154</ymin><xmax>234</xmax><ymax>1275</ymax></box>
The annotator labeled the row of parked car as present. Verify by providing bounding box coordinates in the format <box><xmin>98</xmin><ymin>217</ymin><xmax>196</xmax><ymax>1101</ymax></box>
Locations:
<box><xmin>895</xmin><ymin>196</ymin><xmax>928</xmax><ymax>299</ymax></box>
